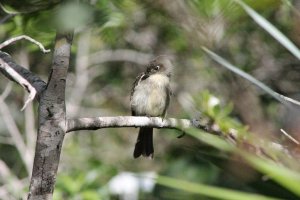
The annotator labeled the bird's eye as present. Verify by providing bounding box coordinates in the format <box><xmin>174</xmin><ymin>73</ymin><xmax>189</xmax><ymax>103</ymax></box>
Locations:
<box><xmin>154</xmin><ymin>65</ymin><xmax>160</xmax><ymax>70</ymax></box>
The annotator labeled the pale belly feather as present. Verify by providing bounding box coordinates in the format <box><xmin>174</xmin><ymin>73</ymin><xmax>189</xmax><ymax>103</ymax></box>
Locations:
<box><xmin>131</xmin><ymin>74</ymin><xmax>169</xmax><ymax>116</ymax></box>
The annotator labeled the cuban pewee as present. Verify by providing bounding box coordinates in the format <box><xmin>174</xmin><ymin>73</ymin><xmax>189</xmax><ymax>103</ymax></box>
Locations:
<box><xmin>130</xmin><ymin>55</ymin><xmax>173</xmax><ymax>158</ymax></box>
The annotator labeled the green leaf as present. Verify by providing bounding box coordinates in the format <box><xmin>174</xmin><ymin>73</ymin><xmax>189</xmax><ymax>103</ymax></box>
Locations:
<box><xmin>156</xmin><ymin>175</ymin><xmax>280</xmax><ymax>200</ymax></box>
<box><xmin>186</xmin><ymin>128</ymin><xmax>234</xmax><ymax>151</ymax></box>
<box><xmin>202</xmin><ymin>47</ymin><xmax>300</xmax><ymax>107</ymax></box>
<box><xmin>234</xmin><ymin>0</ymin><xmax>300</xmax><ymax>60</ymax></box>
<box><xmin>244</xmin><ymin>154</ymin><xmax>300</xmax><ymax>196</ymax></box>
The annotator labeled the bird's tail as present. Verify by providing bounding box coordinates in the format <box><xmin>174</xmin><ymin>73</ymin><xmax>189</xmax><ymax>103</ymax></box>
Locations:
<box><xmin>133</xmin><ymin>128</ymin><xmax>154</xmax><ymax>158</ymax></box>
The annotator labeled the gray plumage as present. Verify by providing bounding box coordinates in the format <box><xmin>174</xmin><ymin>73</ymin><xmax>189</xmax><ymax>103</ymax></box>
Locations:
<box><xmin>130</xmin><ymin>55</ymin><xmax>173</xmax><ymax>158</ymax></box>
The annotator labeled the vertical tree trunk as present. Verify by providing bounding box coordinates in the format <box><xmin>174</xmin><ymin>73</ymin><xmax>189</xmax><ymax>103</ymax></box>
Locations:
<box><xmin>28</xmin><ymin>32</ymin><xmax>73</xmax><ymax>200</ymax></box>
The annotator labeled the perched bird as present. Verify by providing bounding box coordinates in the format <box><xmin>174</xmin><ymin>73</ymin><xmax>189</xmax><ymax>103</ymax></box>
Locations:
<box><xmin>130</xmin><ymin>55</ymin><xmax>173</xmax><ymax>158</ymax></box>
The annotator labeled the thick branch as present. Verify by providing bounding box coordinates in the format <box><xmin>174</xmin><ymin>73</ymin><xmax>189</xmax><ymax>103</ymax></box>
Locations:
<box><xmin>67</xmin><ymin>116</ymin><xmax>212</xmax><ymax>133</ymax></box>
<box><xmin>0</xmin><ymin>51</ymin><xmax>46</xmax><ymax>98</ymax></box>
<box><xmin>28</xmin><ymin>32</ymin><xmax>73</xmax><ymax>200</ymax></box>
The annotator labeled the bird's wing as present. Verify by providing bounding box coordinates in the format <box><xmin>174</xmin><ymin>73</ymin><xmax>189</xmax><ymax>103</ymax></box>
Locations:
<box><xmin>162</xmin><ymin>84</ymin><xmax>171</xmax><ymax>118</ymax></box>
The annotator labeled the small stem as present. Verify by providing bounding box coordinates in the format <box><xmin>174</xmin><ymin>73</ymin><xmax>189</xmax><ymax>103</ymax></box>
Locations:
<box><xmin>0</xmin><ymin>35</ymin><xmax>50</xmax><ymax>53</ymax></box>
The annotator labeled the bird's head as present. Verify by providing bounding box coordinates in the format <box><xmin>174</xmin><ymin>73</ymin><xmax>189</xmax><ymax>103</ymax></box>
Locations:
<box><xmin>146</xmin><ymin>55</ymin><xmax>173</xmax><ymax>77</ymax></box>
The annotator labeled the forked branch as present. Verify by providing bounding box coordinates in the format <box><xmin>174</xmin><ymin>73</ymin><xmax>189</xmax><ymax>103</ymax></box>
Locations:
<box><xmin>0</xmin><ymin>52</ymin><xmax>46</xmax><ymax>106</ymax></box>
<box><xmin>0</xmin><ymin>56</ymin><xmax>37</xmax><ymax>110</ymax></box>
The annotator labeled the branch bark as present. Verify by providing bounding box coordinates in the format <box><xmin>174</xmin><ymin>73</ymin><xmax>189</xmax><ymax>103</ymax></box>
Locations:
<box><xmin>0</xmin><ymin>51</ymin><xmax>47</xmax><ymax>99</ymax></box>
<box><xmin>27</xmin><ymin>32</ymin><xmax>73</xmax><ymax>200</ymax></box>
<box><xmin>66</xmin><ymin>116</ymin><xmax>214</xmax><ymax>134</ymax></box>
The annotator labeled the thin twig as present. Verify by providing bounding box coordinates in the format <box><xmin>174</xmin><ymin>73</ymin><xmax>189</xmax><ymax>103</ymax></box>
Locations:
<box><xmin>278</xmin><ymin>94</ymin><xmax>300</xmax><ymax>106</ymax></box>
<box><xmin>18</xmin><ymin>50</ymin><xmax>36</xmax><ymax>158</ymax></box>
<box><xmin>0</xmin><ymin>13</ymin><xmax>16</xmax><ymax>24</ymax></box>
<box><xmin>0</xmin><ymin>159</ymin><xmax>25</xmax><ymax>199</ymax></box>
<box><xmin>0</xmin><ymin>58</ymin><xmax>37</xmax><ymax>111</ymax></box>
<box><xmin>0</xmin><ymin>99</ymin><xmax>32</xmax><ymax>174</ymax></box>
<box><xmin>0</xmin><ymin>83</ymin><xmax>12</xmax><ymax>100</ymax></box>
<box><xmin>280</xmin><ymin>129</ymin><xmax>300</xmax><ymax>145</ymax></box>
<box><xmin>0</xmin><ymin>51</ymin><xmax>47</xmax><ymax>97</ymax></box>
<box><xmin>0</xmin><ymin>35</ymin><xmax>50</xmax><ymax>53</ymax></box>
<box><xmin>68</xmin><ymin>31</ymin><xmax>91</xmax><ymax>117</ymax></box>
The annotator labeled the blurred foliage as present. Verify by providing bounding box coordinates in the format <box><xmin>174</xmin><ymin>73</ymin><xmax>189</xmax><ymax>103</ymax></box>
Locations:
<box><xmin>156</xmin><ymin>175</ymin><xmax>279</xmax><ymax>200</ymax></box>
<box><xmin>1</xmin><ymin>0</ymin><xmax>300</xmax><ymax>199</ymax></box>
<box><xmin>194</xmin><ymin>90</ymin><xmax>248</xmax><ymax>136</ymax></box>
<box><xmin>0</xmin><ymin>0</ymin><xmax>62</xmax><ymax>14</ymax></box>
<box><xmin>54</xmin><ymin>163</ymin><xmax>115</xmax><ymax>200</ymax></box>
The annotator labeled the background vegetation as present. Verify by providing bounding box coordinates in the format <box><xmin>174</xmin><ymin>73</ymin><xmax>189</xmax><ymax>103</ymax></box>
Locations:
<box><xmin>0</xmin><ymin>0</ymin><xmax>300</xmax><ymax>199</ymax></box>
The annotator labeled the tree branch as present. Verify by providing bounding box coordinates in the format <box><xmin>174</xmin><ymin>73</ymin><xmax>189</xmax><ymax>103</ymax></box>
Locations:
<box><xmin>18</xmin><ymin>50</ymin><xmax>36</xmax><ymax>156</ymax></box>
<box><xmin>67</xmin><ymin>31</ymin><xmax>91</xmax><ymax>117</ymax></box>
<box><xmin>0</xmin><ymin>35</ymin><xmax>51</xmax><ymax>53</ymax></box>
<box><xmin>0</xmin><ymin>97</ymin><xmax>32</xmax><ymax>173</ymax></box>
<box><xmin>28</xmin><ymin>31</ymin><xmax>73</xmax><ymax>200</ymax></box>
<box><xmin>0</xmin><ymin>55</ymin><xmax>37</xmax><ymax>110</ymax></box>
<box><xmin>66</xmin><ymin>116</ymin><xmax>213</xmax><ymax>134</ymax></box>
<box><xmin>0</xmin><ymin>35</ymin><xmax>50</xmax><ymax>106</ymax></box>
<box><xmin>0</xmin><ymin>13</ymin><xmax>17</xmax><ymax>24</ymax></box>
<box><xmin>0</xmin><ymin>51</ymin><xmax>46</xmax><ymax>101</ymax></box>
<box><xmin>0</xmin><ymin>159</ymin><xmax>25</xmax><ymax>196</ymax></box>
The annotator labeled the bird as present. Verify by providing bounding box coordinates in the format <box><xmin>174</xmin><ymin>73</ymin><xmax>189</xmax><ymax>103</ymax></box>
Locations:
<box><xmin>130</xmin><ymin>55</ymin><xmax>173</xmax><ymax>158</ymax></box>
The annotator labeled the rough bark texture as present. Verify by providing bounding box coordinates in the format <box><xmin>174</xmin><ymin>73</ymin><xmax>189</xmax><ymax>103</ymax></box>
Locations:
<box><xmin>27</xmin><ymin>32</ymin><xmax>73</xmax><ymax>200</ymax></box>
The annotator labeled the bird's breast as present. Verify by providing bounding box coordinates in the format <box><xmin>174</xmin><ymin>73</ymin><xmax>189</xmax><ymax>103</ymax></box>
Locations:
<box><xmin>131</xmin><ymin>74</ymin><xmax>170</xmax><ymax>116</ymax></box>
